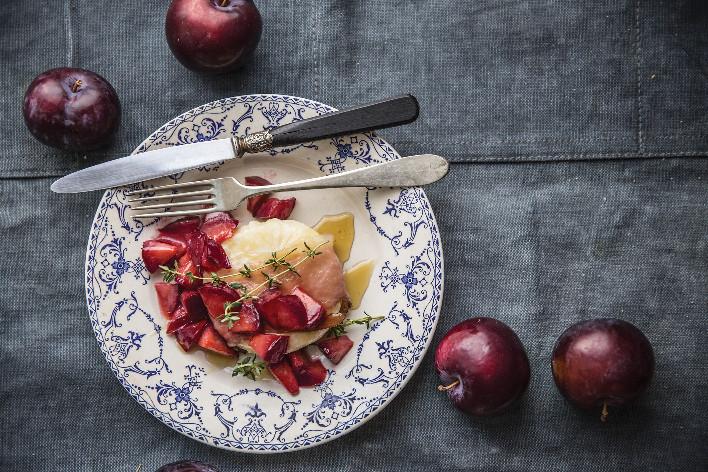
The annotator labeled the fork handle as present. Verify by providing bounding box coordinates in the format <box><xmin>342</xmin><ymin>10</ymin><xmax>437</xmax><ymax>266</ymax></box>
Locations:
<box><xmin>247</xmin><ymin>154</ymin><xmax>449</xmax><ymax>196</ymax></box>
<box><xmin>269</xmin><ymin>95</ymin><xmax>419</xmax><ymax>148</ymax></box>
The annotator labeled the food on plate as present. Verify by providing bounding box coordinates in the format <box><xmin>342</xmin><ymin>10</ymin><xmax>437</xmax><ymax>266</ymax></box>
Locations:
<box><xmin>268</xmin><ymin>360</ymin><xmax>299</xmax><ymax>395</ymax></box>
<box><xmin>435</xmin><ymin>318</ymin><xmax>530</xmax><ymax>416</ymax></box>
<box><xmin>23</xmin><ymin>67</ymin><xmax>121</xmax><ymax>151</ymax></box>
<box><xmin>219</xmin><ymin>218</ymin><xmax>346</xmax><ymax>310</ymax></box>
<box><xmin>316</xmin><ymin>335</ymin><xmax>354</xmax><ymax>364</ymax></box>
<box><xmin>196</xmin><ymin>325</ymin><xmax>236</xmax><ymax>356</ymax></box>
<box><xmin>200</xmin><ymin>212</ymin><xmax>239</xmax><ymax>243</ymax></box>
<box><xmin>244</xmin><ymin>175</ymin><xmax>271</xmax><ymax>214</ymax></box>
<box><xmin>551</xmin><ymin>318</ymin><xmax>654</xmax><ymax>422</ymax></box>
<box><xmin>244</xmin><ymin>175</ymin><xmax>296</xmax><ymax>219</ymax></box>
<box><xmin>140</xmin><ymin>181</ymin><xmax>380</xmax><ymax>394</ymax></box>
<box><xmin>165</xmin><ymin>0</ymin><xmax>262</xmax><ymax>74</ymax></box>
<box><xmin>313</xmin><ymin>213</ymin><xmax>355</xmax><ymax>262</ymax></box>
<box><xmin>286</xmin><ymin>350</ymin><xmax>327</xmax><ymax>387</ymax></box>
<box><xmin>175</xmin><ymin>319</ymin><xmax>208</xmax><ymax>351</ymax></box>
<box><xmin>342</xmin><ymin>259</ymin><xmax>375</xmax><ymax>310</ymax></box>
<box><xmin>253</xmin><ymin>197</ymin><xmax>297</xmax><ymax>220</ymax></box>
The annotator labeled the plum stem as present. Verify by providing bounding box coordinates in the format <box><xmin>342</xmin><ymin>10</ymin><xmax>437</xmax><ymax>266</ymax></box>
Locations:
<box><xmin>71</xmin><ymin>79</ymin><xmax>82</xmax><ymax>93</ymax></box>
<box><xmin>600</xmin><ymin>402</ymin><xmax>609</xmax><ymax>422</ymax></box>
<box><xmin>220</xmin><ymin>0</ymin><xmax>228</xmax><ymax>6</ymax></box>
<box><xmin>437</xmin><ymin>379</ymin><xmax>460</xmax><ymax>392</ymax></box>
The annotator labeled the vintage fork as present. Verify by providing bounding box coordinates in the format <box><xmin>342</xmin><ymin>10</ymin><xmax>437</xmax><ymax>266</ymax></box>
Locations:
<box><xmin>126</xmin><ymin>154</ymin><xmax>449</xmax><ymax>219</ymax></box>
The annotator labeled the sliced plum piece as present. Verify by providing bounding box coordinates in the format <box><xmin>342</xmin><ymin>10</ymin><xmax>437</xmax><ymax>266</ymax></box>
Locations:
<box><xmin>290</xmin><ymin>287</ymin><xmax>325</xmax><ymax>329</ymax></box>
<box><xmin>253</xmin><ymin>197</ymin><xmax>296</xmax><ymax>220</ymax></box>
<box><xmin>254</xmin><ymin>288</ymin><xmax>283</xmax><ymax>331</ymax></box>
<box><xmin>200</xmin><ymin>212</ymin><xmax>238</xmax><ymax>243</ymax></box>
<box><xmin>198</xmin><ymin>284</ymin><xmax>240</xmax><ymax>317</ymax></box>
<box><xmin>198</xmin><ymin>286</ymin><xmax>261</xmax><ymax>333</ymax></box>
<box><xmin>180</xmin><ymin>290</ymin><xmax>208</xmax><ymax>322</ymax></box>
<box><xmin>175</xmin><ymin>320</ymin><xmax>208</xmax><ymax>351</ymax></box>
<box><xmin>154</xmin><ymin>282</ymin><xmax>180</xmax><ymax>318</ymax></box>
<box><xmin>286</xmin><ymin>350</ymin><xmax>328</xmax><ymax>387</ymax></box>
<box><xmin>244</xmin><ymin>175</ymin><xmax>271</xmax><ymax>186</ymax></box>
<box><xmin>166</xmin><ymin>306</ymin><xmax>191</xmax><ymax>334</ymax></box>
<box><xmin>142</xmin><ymin>240</ymin><xmax>179</xmax><ymax>273</ymax></box>
<box><xmin>154</xmin><ymin>234</ymin><xmax>188</xmax><ymax>258</ymax></box>
<box><xmin>175</xmin><ymin>253</ymin><xmax>203</xmax><ymax>289</ymax></box>
<box><xmin>249</xmin><ymin>333</ymin><xmax>289</xmax><ymax>363</ymax></box>
<box><xmin>231</xmin><ymin>301</ymin><xmax>262</xmax><ymax>333</ymax></box>
<box><xmin>197</xmin><ymin>324</ymin><xmax>236</xmax><ymax>357</ymax></box>
<box><xmin>257</xmin><ymin>295</ymin><xmax>308</xmax><ymax>331</ymax></box>
<box><xmin>187</xmin><ymin>231</ymin><xmax>208</xmax><ymax>268</ymax></box>
<box><xmin>244</xmin><ymin>175</ymin><xmax>272</xmax><ymax>215</ymax></box>
<box><xmin>268</xmin><ymin>360</ymin><xmax>300</xmax><ymax>395</ymax></box>
<box><xmin>316</xmin><ymin>335</ymin><xmax>354</xmax><ymax>364</ymax></box>
<box><xmin>201</xmin><ymin>238</ymin><xmax>231</xmax><ymax>272</ymax></box>
<box><xmin>155</xmin><ymin>460</ymin><xmax>220</xmax><ymax>472</ymax></box>
<box><xmin>159</xmin><ymin>216</ymin><xmax>201</xmax><ymax>236</ymax></box>
<box><xmin>254</xmin><ymin>288</ymin><xmax>281</xmax><ymax>310</ymax></box>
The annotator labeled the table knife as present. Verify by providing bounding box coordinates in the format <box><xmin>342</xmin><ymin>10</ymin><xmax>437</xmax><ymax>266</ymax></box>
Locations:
<box><xmin>50</xmin><ymin>94</ymin><xmax>419</xmax><ymax>193</ymax></box>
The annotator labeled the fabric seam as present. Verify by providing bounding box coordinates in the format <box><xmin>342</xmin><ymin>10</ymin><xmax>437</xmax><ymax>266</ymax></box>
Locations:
<box><xmin>64</xmin><ymin>0</ymin><xmax>74</xmax><ymax>66</ymax></box>
<box><xmin>634</xmin><ymin>0</ymin><xmax>645</xmax><ymax>154</ymax></box>
<box><xmin>2</xmin><ymin>152</ymin><xmax>706</xmax><ymax>179</ymax></box>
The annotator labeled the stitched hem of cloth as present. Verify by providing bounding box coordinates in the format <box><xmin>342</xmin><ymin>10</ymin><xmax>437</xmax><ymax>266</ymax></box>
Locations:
<box><xmin>2</xmin><ymin>151</ymin><xmax>706</xmax><ymax>179</ymax></box>
<box><xmin>454</xmin><ymin>150</ymin><xmax>708</xmax><ymax>163</ymax></box>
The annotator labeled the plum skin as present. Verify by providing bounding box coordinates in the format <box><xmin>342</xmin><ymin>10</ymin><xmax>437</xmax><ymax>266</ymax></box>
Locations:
<box><xmin>551</xmin><ymin>318</ymin><xmax>654</xmax><ymax>414</ymax></box>
<box><xmin>155</xmin><ymin>460</ymin><xmax>221</xmax><ymax>472</ymax></box>
<box><xmin>435</xmin><ymin>317</ymin><xmax>531</xmax><ymax>416</ymax></box>
<box><xmin>23</xmin><ymin>68</ymin><xmax>121</xmax><ymax>151</ymax></box>
<box><xmin>165</xmin><ymin>0</ymin><xmax>262</xmax><ymax>73</ymax></box>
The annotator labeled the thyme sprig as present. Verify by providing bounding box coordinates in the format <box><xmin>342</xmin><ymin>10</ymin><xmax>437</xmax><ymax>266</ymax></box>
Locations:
<box><xmin>159</xmin><ymin>241</ymin><xmax>325</xmax><ymax>286</ymax></box>
<box><xmin>220</xmin><ymin>241</ymin><xmax>328</xmax><ymax>326</ymax></box>
<box><xmin>220</xmin><ymin>301</ymin><xmax>243</xmax><ymax>328</ymax></box>
<box><xmin>264</xmin><ymin>248</ymin><xmax>297</xmax><ymax>270</ymax></box>
<box><xmin>160</xmin><ymin>261</ymin><xmax>179</xmax><ymax>283</ymax></box>
<box><xmin>327</xmin><ymin>313</ymin><xmax>386</xmax><ymax>338</ymax></box>
<box><xmin>303</xmin><ymin>241</ymin><xmax>323</xmax><ymax>259</ymax></box>
<box><xmin>231</xmin><ymin>354</ymin><xmax>266</xmax><ymax>380</ymax></box>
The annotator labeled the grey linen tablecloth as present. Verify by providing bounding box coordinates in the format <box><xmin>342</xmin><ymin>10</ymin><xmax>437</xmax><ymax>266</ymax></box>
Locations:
<box><xmin>1</xmin><ymin>1</ymin><xmax>706</xmax><ymax>471</ymax></box>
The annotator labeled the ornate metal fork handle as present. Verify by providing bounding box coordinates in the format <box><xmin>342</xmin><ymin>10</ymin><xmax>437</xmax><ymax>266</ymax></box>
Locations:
<box><xmin>239</xmin><ymin>154</ymin><xmax>450</xmax><ymax>199</ymax></box>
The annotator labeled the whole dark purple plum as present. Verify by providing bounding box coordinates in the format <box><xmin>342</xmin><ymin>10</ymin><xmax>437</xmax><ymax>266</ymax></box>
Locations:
<box><xmin>155</xmin><ymin>460</ymin><xmax>221</xmax><ymax>472</ymax></box>
<box><xmin>23</xmin><ymin>67</ymin><xmax>121</xmax><ymax>151</ymax></box>
<box><xmin>552</xmin><ymin>318</ymin><xmax>654</xmax><ymax>421</ymax></box>
<box><xmin>435</xmin><ymin>317</ymin><xmax>530</xmax><ymax>416</ymax></box>
<box><xmin>165</xmin><ymin>0</ymin><xmax>262</xmax><ymax>73</ymax></box>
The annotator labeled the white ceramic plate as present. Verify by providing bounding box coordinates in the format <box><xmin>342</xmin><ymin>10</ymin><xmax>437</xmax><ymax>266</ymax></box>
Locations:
<box><xmin>85</xmin><ymin>95</ymin><xmax>444</xmax><ymax>452</ymax></box>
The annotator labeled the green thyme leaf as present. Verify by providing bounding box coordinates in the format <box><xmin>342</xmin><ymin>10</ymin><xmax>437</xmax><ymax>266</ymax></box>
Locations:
<box><xmin>159</xmin><ymin>264</ymin><xmax>177</xmax><ymax>283</ymax></box>
<box><xmin>232</xmin><ymin>354</ymin><xmax>266</xmax><ymax>381</ymax></box>
<box><xmin>239</xmin><ymin>264</ymin><xmax>253</xmax><ymax>278</ymax></box>
<box><xmin>326</xmin><ymin>314</ymin><xmax>386</xmax><ymax>338</ymax></box>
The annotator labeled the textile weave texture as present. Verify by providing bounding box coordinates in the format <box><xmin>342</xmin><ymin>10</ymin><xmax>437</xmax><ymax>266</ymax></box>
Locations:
<box><xmin>0</xmin><ymin>1</ymin><xmax>706</xmax><ymax>471</ymax></box>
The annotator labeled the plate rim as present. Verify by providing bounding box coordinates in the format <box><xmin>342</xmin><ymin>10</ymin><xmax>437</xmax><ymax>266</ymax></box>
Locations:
<box><xmin>84</xmin><ymin>94</ymin><xmax>445</xmax><ymax>453</ymax></box>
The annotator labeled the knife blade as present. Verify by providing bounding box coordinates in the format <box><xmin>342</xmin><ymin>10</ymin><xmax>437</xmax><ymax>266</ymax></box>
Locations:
<box><xmin>50</xmin><ymin>138</ymin><xmax>237</xmax><ymax>193</ymax></box>
<box><xmin>50</xmin><ymin>94</ymin><xmax>419</xmax><ymax>193</ymax></box>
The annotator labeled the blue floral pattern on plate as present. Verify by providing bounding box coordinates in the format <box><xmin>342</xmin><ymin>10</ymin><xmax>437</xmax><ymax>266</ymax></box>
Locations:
<box><xmin>85</xmin><ymin>94</ymin><xmax>444</xmax><ymax>453</ymax></box>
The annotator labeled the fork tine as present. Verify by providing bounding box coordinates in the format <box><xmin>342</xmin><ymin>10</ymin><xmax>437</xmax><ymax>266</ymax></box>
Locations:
<box><xmin>124</xmin><ymin>179</ymin><xmax>214</xmax><ymax>196</ymax></box>
<box><xmin>126</xmin><ymin>189</ymin><xmax>214</xmax><ymax>203</ymax></box>
<box><xmin>131</xmin><ymin>207</ymin><xmax>216</xmax><ymax>219</ymax></box>
<box><xmin>129</xmin><ymin>197</ymin><xmax>216</xmax><ymax>211</ymax></box>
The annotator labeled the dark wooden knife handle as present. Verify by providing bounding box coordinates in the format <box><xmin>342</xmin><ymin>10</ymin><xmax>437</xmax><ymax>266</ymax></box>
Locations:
<box><xmin>269</xmin><ymin>94</ymin><xmax>419</xmax><ymax>147</ymax></box>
